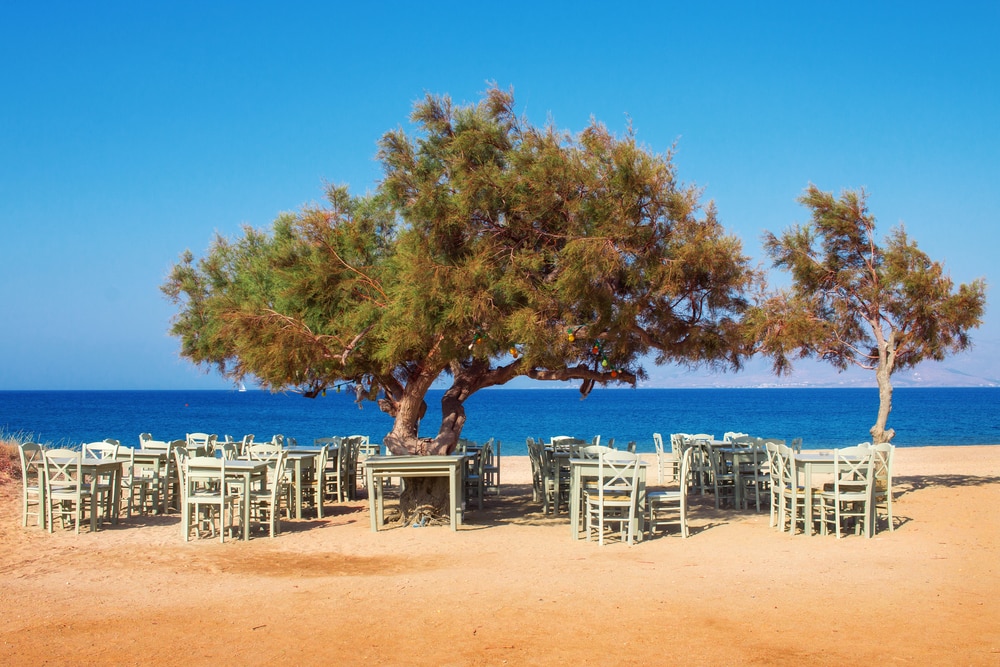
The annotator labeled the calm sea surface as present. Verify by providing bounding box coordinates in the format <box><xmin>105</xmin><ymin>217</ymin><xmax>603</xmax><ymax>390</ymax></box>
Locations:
<box><xmin>2</xmin><ymin>387</ymin><xmax>998</xmax><ymax>454</ymax></box>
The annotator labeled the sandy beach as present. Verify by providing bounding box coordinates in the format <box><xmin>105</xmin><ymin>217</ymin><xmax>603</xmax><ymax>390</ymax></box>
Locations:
<box><xmin>2</xmin><ymin>446</ymin><xmax>999</xmax><ymax>666</ymax></box>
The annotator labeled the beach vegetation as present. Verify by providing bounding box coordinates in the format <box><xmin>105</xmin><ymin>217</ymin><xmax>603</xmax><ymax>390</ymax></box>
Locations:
<box><xmin>162</xmin><ymin>87</ymin><xmax>760</xmax><ymax>520</ymax></box>
<box><xmin>749</xmin><ymin>185</ymin><xmax>987</xmax><ymax>443</ymax></box>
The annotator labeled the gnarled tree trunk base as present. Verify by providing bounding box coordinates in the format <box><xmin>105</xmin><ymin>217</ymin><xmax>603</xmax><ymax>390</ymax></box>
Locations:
<box><xmin>387</xmin><ymin>476</ymin><xmax>453</xmax><ymax>527</ymax></box>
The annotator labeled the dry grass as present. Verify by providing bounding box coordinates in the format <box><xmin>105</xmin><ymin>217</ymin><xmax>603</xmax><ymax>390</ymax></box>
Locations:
<box><xmin>0</xmin><ymin>432</ymin><xmax>25</xmax><ymax>484</ymax></box>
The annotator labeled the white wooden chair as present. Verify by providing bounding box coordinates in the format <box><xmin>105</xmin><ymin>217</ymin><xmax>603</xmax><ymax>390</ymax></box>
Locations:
<box><xmin>245</xmin><ymin>449</ymin><xmax>288</xmax><ymax>537</ymax></box>
<box><xmin>526</xmin><ymin>438</ymin><xmax>544</xmax><ymax>503</ymax></box>
<box><xmin>777</xmin><ymin>444</ymin><xmax>817</xmax><ymax>535</ymax></box>
<box><xmin>180</xmin><ymin>455</ymin><xmax>239</xmax><ymax>542</ymax></box>
<box><xmin>647</xmin><ymin>446</ymin><xmax>693</xmax><ymax>538</ymax></box>
<box><xmin>185</xmin><ymin>433</ymin><xmax>214</xmax><ymax>456</ymax></box>
<box><xmin>584</xmin><ymin>450</ymin><xmax>642</xmax><ymax>546</ymax></box>
<box><xmin>298</xmin><ymin>444</ymin><xmax>327</xmax><ymax>518</ymax></box>
<box><xmin>116</xmin><ymin>446</ymin><xmax>152</xmax><ymax>519</ymax></box>
<box><xmin>483</xmin><ymin>439</ymin><xmax>500</xmax><ymax>496</ymax></box>
<box><xmin>464</xmin><ymin>439</ymin><xmax>490</xmax><ymax>511</ymax></box>
<box><xmin>765</xmin><ymin>442</ymin><xmax>784</xmax><ymax>529</ymax></box>
<box><xmin>43</xmin><ymin>449</ymin><xmax>97</xmax><ymax>534</ymax></box>
<box><xmin>818</xmin><ymin>446</ymin><xmax>875</xmax><ymax>538</ymax></box>
<box><xmin>871</xmin><ymin>443</ymin><xmax>895</xmax><ymax>532</ymax></box>
<box><xmin>18</xmin><ymin>442</ymin><xmax>46</xmax><ymax>527</ymax></box>
<box><xmin>738</xmin><ymin>440</ymin><xmax>768</xmax><ymax>512</ymax></box>
<box><xmin>653</xmin><ymin>433</ymin><xmax>676</xmax><ymax>484</ymax></box>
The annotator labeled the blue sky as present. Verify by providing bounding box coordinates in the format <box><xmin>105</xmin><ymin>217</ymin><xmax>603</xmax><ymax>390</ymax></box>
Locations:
<box><xmin>2</xmin><ymin>1</ymin><xmax>997</xmax><ymax>390</ymax></box>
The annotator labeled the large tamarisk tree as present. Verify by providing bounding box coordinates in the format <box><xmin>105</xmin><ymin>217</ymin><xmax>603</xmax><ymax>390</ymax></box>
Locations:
<box><xmin>163</xmin><ymin>87</ymin><xmax>759</xmax><ymax>521</ymax></box>
<box><xmin>749</xmin><ymin>185</ymin><xmax>987</xmax><ymax>444</ymax></box>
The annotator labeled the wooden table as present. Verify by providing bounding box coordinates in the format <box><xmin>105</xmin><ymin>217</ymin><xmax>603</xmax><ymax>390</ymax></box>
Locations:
<box><xmin>186</xmin><ymin>459</ymin><xmax>267</xmax><ymax>540</ymax></box>
<box><xmin>713</xmin><ymin>446</ymin><xmax>763</xmax><ymax>510</ymax></box>
<box><xmin>794</xmin><ymin>451</ymin><xmax>873</xmax><ymax>537</ymax></box>
<box><xmin>568</xmin><ymin>457</ymin><xmax>647</xmax><ymax>540</ymax></box>
<box><xmin>792</xmin><ymin>452</ymin><xmax>840</xmax><ymax>537</ymax></box>
<box><xmin>364</xmin><ymin>455</ymin><xmax>467</xmax><ymax>532</ymax></box>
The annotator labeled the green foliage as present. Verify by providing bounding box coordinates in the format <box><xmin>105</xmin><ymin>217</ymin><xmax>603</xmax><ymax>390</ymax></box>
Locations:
<box><xmin>750</xmin><ymin>184</ymin><xmax>987</xmax><ymax>441</ymax></box>
<box><xmin>163</xmin><ymin>87</ymin><xmax>759</xmax><ymax>449</ymax></box>
<box><xmin>754</xmin><ymin>184</ymin><xmax>986</xmax><ymax>374</ymax></box>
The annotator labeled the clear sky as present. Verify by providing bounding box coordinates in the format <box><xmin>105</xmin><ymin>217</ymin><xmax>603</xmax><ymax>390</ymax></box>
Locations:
<box><xmin>2</xmin><ymin>1</ymin><xmax>997</xmax><ymax>390</ymax></box>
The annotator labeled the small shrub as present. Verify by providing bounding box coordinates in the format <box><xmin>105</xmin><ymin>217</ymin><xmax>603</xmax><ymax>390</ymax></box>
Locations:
<box><xmin>0</xmin><ymin>429</ymin><xmax>31</xmax><ymax>484</ymax></box>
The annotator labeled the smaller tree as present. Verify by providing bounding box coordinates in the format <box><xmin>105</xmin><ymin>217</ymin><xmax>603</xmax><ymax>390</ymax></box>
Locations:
<box><xmin>750</xmin><ymin>184</ymin><xmax>987</xmax><ymax>443</ymax></box>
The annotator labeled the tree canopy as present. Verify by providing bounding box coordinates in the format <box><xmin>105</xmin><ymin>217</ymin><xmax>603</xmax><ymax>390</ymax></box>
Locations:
<box><xmin>162</xmin><ymin>87</ymin><xmax>761</xmax><ymax>456</ymax></box>
<box><xmin>749</xmin><ymin>184</ymin><xmax>987</xmax><ymax>443</ymax></box>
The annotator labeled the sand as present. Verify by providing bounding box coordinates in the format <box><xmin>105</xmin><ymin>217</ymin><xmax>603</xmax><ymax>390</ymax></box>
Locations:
<box><xmin>1</xmin><ymin>446</ymin><xmax>998</xmax><ymax>666</ymax></box>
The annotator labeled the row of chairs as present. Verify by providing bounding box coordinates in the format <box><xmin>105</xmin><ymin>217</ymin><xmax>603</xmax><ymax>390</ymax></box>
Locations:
<box><xmin>770</xmin><ymin>442</ymin><xmax>895</xmax><ymax>537</ymax></box>
<box><xmin>18</xmin><ymin>440</ymin><xmax>169</xmax><ymax>533</ymax></box>
<box><xmin>581</xmin><ymin>446</ymin><xmax>693</xmax><ymax>546</ymax></box>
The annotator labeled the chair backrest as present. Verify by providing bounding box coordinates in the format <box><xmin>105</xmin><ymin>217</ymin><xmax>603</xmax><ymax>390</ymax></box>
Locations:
<box><xmin>173</xmin><ymin>444</ymin><xmax>190</xmax><ymax>468</ymax></box>
<box><xmin>597</xmin><ymin>450</ymin><xmax>641</xmax><ymax>496</ymax></box>
<box><xmin>526</xmin><ymin>439</ymin><xmax>544</xmax><ymax>475</ymax></box>
<box><xmin>215</xmin><ymin>442</ymin><xmax>238</xmax><ymax>460</ymax></box>
<box><xmin>724</xmin><ymin>431</ymin><xmax>749</xmax><ymax>442</ymax></box>
<box><xmin>184</xmin><ymin>456</ymin><xmax>226</xmax><ymax>492</ymax></box>
<box><xmin>247</xmin><ymin>443</ymin><xmax>283</xmax><ymax>462</ymax></box>
<box><xmin>19</xmin><ymin>442</ymin><xmax>45</xmax><ymax>485</ymax></box>
<box><xmin>83</xmin><ymin>441</ymin><xmax>119</xmax><ymax>459</ymax></box>
<box><xmin>777</xmin><ymin>443</ymin><xmax>795</xmax><ymax>488</ymax></box>
<box><xmin>186</xmin><ymin>433</ymin><xmax>212</xmax><ymax>446</ymax></box>
<box><xmin>765</xmin><ymin>441</ymin><xmax>783</xmax><ymax>487</ymax></box>
<box><xmin>265</xmin><ymin>450</ymin><xmax>288</xmax><ymax>498</ymax></box>
<box><xmin>669</xmin><ymin>433</ymin><xmax>686</xmax><ymax>456</ymax></box>
<box><xmin>591</xmin><ymin>435</ymin><xmax>601</xmax><ymax>447</ymax></box>
<box><xmin>550</xmin><ymin>436</ymin><xmax>583</xmax><ymax>451</ymax></box>
<box><xmin>17</xmin><ymin>442</ymin><xmax>45</xmax><ymax>483</ymax></box>
<box><xmin>831</xmin><ymin>446</ymin><xmax>874</xmax><ymax>491</ymax></box>
<box><xmin>652</xmin><ymin>433</ymin><xmax>664</xmax><ymax>455</ymax></box>
<box><xmin>871</xmin><ymin>442</ymin><xmax>894</xmax><ymax>491</ymax></box>
<box><xmin>142</xmin><ymin>438</ymin><xmax>170</xmax><ymax>450</ymax></box>
<box><xmin>43</xmin><ymin>449</ymin><xmax>83</xmax><ymax>489</ymax></box>
<box><xmin>790</xmin><ymin>437</ymin><xmax>803</xmax><ymax>453</ymax></box>
<box><xmin>313</xmin><ymin>443</ymin><xmax>329</xmax><ymax>474</ymax></box>
<box><xmin>139</xmin><ymin>432</ymin><xmax>152</xmax><ymax>445</ymax></box>
<box><xmin>270</xmin><ymin>434</ymin><xmax>285</xmax><ymax>447</ymax></box>
<box><xmin>676</xmin><ymin>446</ymin><xmax>694</xmax><ymax>493</ymax></box>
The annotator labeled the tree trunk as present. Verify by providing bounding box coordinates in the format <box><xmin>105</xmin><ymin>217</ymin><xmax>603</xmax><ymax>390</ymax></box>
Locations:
<box><xmin>396</xmin><ymin>476</ymin><xmax>452</xmax><ymax>527</ymax></box>
<box><xmin>871</xmin><ymin>361</ymin><xmax>896</xmax><ymax>444</ymax></box>
<box><xmin>378</xmin><ymin>366</ymin><xmax>464</xmax><ymax>526</ymax></box>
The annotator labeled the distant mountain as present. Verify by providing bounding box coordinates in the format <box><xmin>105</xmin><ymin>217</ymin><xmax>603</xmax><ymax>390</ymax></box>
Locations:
<box><xmin>638</xmin><ymin>338</ymin><xmax>1000</xmax><ymax>389</ymax></box>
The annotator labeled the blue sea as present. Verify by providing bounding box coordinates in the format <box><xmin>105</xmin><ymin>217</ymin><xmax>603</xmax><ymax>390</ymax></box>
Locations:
<box><xmin>1</xmin><ymin>387</ymin><xmax>998</xmax><ymax>454</ymax></box>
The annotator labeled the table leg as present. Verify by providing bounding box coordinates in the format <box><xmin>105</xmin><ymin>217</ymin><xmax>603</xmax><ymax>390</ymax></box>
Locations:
<box><xmin>243</xmin><ymin>472</ymin><xmax>251</xmax><ymax>540</ymax></box>
<box><xmin>803</xmin><ymin>464</ymin><xmax>814</xmax><ymax>536</ymax></box>
<box><xmin>570</xmin><ymin>467</ymin><xmax>581</xmax><ymax>539</ymax></box>
<box><xmin>294</xmin><ymin>459</ymin><xmax>303</xmax><ymax>520</ymax></box>
<box><xmin>366</xmin><ymin>467</ymin><xmax>377</xmax><ymax>532</ymax></box>
<box><xmin>450</xmin><ymin>468</ymin><xmax>459</xmax><ymax>531</ymax></box>
<box><xmin>375</xmin><ymin>475</ymin><xmax>385</xmax><ymax>530</ymax></box>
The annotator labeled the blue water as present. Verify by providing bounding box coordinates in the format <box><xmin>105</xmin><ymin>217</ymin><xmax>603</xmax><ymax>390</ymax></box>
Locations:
<box><xmin>1</xmin><ymin>387</ymin><xmax>998</xmax><ymax>454</ymax></box>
